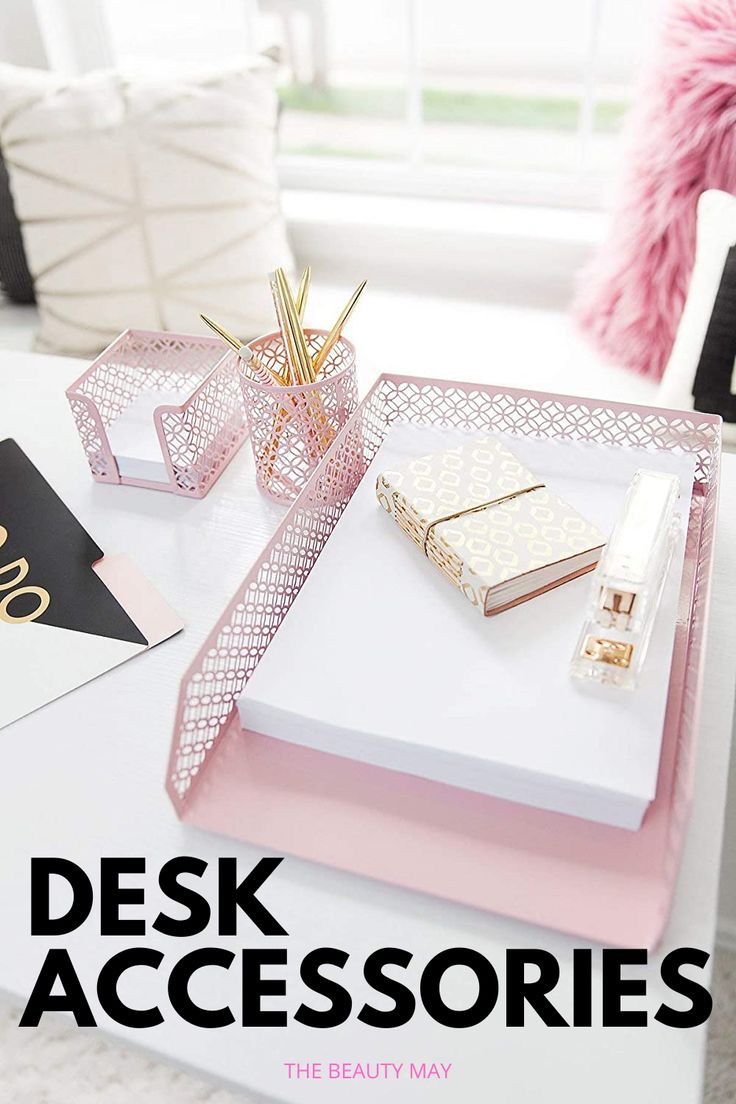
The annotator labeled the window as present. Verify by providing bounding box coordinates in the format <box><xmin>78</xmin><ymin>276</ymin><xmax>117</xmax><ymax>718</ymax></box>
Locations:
<box><xmin>41</xmin><ymin>0</ymin><xmax>665</xmax><ymax>208</ymax></box>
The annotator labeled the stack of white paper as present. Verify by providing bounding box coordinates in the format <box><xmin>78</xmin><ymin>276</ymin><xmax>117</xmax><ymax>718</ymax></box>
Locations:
<box><xmin>237</xmin><ymin>425</ymin><xmax>695</xmax><ymax>830</ymax></box>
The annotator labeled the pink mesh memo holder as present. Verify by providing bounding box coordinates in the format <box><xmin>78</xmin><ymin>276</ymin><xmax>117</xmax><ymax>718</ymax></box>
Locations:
<box><xmin>241</xmin><ymin>329</ymin><xmax>357</xmax><ymax>503</ymax></box>
<box><xmin>66</xmin><ymin>329</ymin><xmax>247</xmax><ymax>497</ymax></box>
<box><xmin>166</xmin><ymin>374</ymin><xmax>721</xmax><ymax>949</ymax></box>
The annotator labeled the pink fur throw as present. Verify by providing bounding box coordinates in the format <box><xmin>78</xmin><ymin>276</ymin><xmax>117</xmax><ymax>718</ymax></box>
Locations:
<box><xmin>573</xmin><ymin>0</ymin><xmax>736</xmax><ymax>381</ymax></box>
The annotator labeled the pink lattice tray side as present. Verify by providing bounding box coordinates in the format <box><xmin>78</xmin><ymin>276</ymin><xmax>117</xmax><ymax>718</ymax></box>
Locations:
<box><xmin>166</xmin><ymin>374</ymin><xmax>721</xmax><ymax>947</ymax></box>
<box><xmin>66</xmin><ymin>329</ymin><xmax>247</xmax><ymax>497</ymax></box>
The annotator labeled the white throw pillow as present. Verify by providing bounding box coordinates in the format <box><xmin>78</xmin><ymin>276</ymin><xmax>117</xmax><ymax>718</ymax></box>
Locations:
<box><xmin>659</xmin><ymin>189</ymin><xmax>736</xmax><ymax>445</ymax></box>
<box><xmin>0</xmin><ymin>60</ymin><xmax>294</xmax><ymax>356</ymax></box>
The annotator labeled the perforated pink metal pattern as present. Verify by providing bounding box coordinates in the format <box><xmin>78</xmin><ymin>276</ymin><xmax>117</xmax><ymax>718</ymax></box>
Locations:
<box><xmin>241</xmin><ymin>330</ymin><xmax>357</xmax><ymax>503</ymax></box>
<box><xmin>66</xmin><ymin>329</ymin><xmax>247</xmax><ymax>497</ymax></box>
<box><xmin>167</xmin><ymin>373</ymin><xmax>721</xmax><ymax>806</ymax></box>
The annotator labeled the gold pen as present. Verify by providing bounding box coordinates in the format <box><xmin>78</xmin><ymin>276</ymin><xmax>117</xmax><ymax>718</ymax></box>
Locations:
<box><xmin>268</xmin><ymin>271</ymin><xmax>301</xmax><ymax>385</ymax></box>
<box><xmin>200</xmin><ymin>313</ymin><xmax>286</xmax><ymax>387</ymax></box>
<box><xmin>295</xmin><ymin>265</ymin><xmax>311</xmax><ymax>322</ymax></box>
<box><xmin>312</xmin><ymin>279</ymin><xmax>366</xmax><ymax>376</ymax></box>
<box><xmin>275</xmin><ymin>267</ymin><xmax>314</xmax><ymax>385</ymax></box>
<box><xmin>201</xmin><ymin>313</ymin><xmax>295</xmax><ymax>477</ymax></box>
<box><xmin>200</xmin><ymin>312</ymin><xmax>241</xmax><ymax>353</ymax></box>
<box><xmin>274</xmin><ymin>269</ymin><xmax>336</xmax><ymax>450</ymax></box>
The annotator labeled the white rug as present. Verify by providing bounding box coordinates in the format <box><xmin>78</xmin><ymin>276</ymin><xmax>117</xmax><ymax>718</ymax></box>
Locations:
<box><xmin>0</xmin><ymin>999</ymin><xmax>261</xmax><ymax>1104</ymax></box>
<box><xmin>2</xmin><ymin>949</ymin><xmax>734</xmax><ymax>1103</ymax></box>
<box><xmin>705</xmin><ymin>948</ymin><xmax>736</xmax><ymax>1103</ymax></box>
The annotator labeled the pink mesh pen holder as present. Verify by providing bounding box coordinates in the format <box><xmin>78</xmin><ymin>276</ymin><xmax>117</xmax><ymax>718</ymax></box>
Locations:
<box><xmin>66</xmin><ymin>329</ymin><xmax>247</xmax><ymax>497</ymax></box>
<box><xmin>240</xmin><ymin>329</ymin><xmax>358</xmax><ymax>503</ymax></box>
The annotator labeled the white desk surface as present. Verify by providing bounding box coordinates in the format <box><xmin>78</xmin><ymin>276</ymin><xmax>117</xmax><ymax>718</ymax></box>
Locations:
<box><xmin>1</xmin><ymin>342</ymin><xmax>735</xmax><ymax>1104</ymax></box>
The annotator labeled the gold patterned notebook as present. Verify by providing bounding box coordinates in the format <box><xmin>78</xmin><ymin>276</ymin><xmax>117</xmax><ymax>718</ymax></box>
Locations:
<box><xmin>376</xmin><ymin>435</ymin><xmax>607</xmax><ymax>616</ymax></box>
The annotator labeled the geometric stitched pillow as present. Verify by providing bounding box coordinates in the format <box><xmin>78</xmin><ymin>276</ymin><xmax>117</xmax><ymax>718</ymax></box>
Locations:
<box><xmin>0</xmin><ymin>60</ymin><xmax>294</xmax><ymax>356</ymax></box>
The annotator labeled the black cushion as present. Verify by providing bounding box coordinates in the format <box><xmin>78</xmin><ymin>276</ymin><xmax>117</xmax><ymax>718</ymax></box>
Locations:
<box><xmin>0</xmin><ymin>148</ymin><xmax>35</xmax><ymax>304</ymax></box>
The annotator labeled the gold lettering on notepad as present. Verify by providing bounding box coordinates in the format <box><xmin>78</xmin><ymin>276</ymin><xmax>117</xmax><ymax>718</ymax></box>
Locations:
<box><xmin>0</xmin><ymin>586</ymin><xmax>50</xmax><ymax>623</ymax></box>
<box><xmin>0</xmin><ymin>525</ymin><xmax>50</xmax><ymax>623</ymax></box>
<box><xmin>0</xmin><ymin>555</ymin><xmax>29</xmax><ymax>590</ymax></box>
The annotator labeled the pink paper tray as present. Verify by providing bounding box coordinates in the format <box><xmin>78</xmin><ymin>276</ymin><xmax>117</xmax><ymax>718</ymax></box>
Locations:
<box><xmin>166</xmin><ymin>374</ymin><xmax>721</xmax><ymax>948</ymax></box>
<box><xmin>66</xmin><ymin>329</ymin><xmax>247</xmax><ymax>497</ymax></box>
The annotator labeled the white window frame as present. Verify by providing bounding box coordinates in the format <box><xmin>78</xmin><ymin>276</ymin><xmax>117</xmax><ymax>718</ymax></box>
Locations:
<box><xmin>277</xmin><ymin>0</ymin><xmax>610</xmax><ymax>211</ymax></box>
<box><xmin>23</xmin><ymin>0</ymin><xmax>622</xmax><ymax>213</ymax></box>
<box><xmin>279</xmin><ymin>156</ymin><xmax>608</xmax><ymax>210</ymax></box>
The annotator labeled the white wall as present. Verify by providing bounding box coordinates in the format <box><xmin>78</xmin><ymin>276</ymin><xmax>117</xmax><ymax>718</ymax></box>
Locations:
<box><xmin>0</xmin><ymin>0</ymin><xmax>49</xmax><ymax>67</ymax></box>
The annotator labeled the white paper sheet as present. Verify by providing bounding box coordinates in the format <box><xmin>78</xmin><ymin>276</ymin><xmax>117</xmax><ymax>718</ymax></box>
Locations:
<box><xmin>238</xmin><ymin>426</ymin><xmax>696</xmax><ymax>829</ymax></box>
<box><xmin>107</xmin><ymin>388</ymin><xmax>194</xmax><ymax>482</ymax></box>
